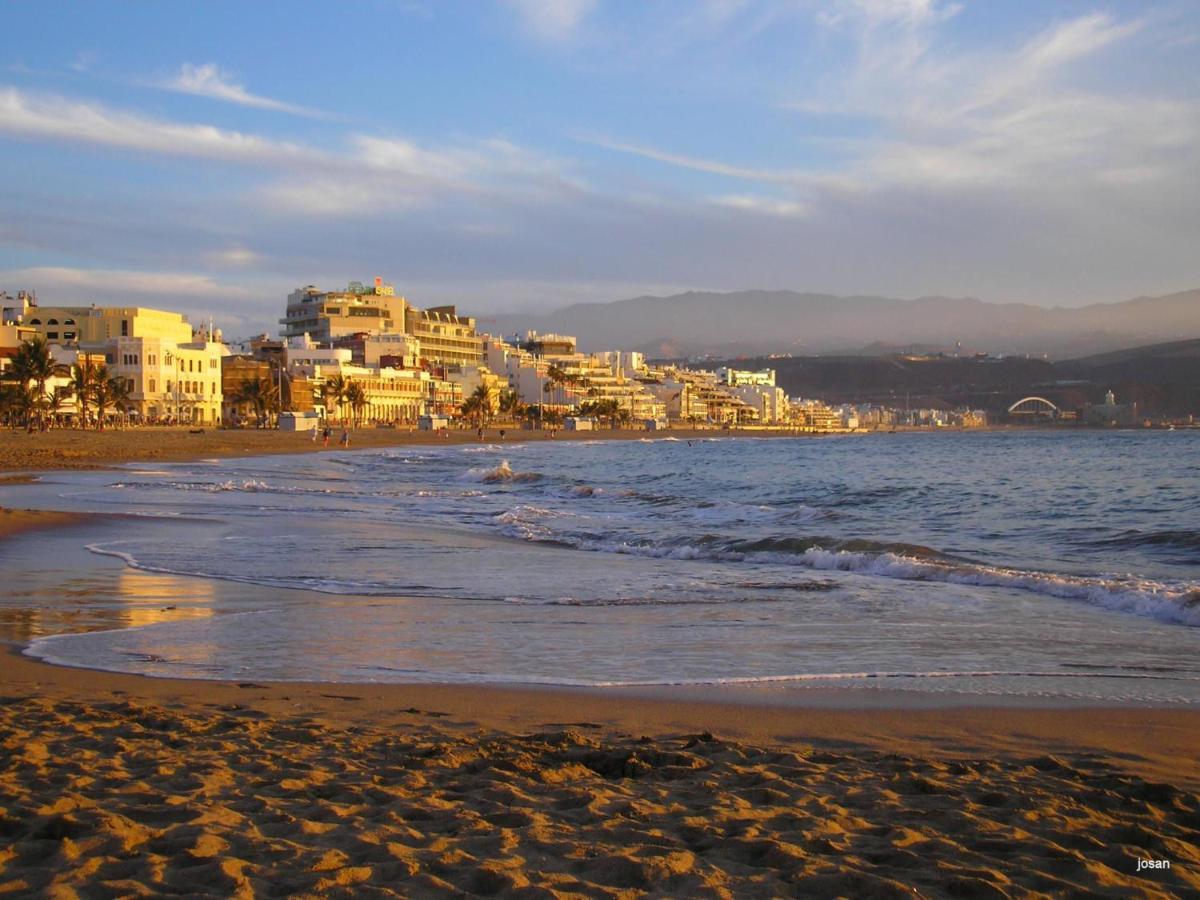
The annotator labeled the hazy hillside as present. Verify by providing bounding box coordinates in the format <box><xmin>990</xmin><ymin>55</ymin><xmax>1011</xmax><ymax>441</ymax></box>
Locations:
<box><xmin>491</xmin><ymin>289</ymin><xmax>1200</xmax><ymax>359</ymax></box>
<box><xmin>718</xmin><ymin>338</ymin><xmax>1200</xmax><ymax>415</ymax></box>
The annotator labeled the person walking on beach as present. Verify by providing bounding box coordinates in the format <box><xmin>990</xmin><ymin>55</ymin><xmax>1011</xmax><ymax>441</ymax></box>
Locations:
<box><xmin>340</xmin><ymin>429</ymin><xmax>350</xmax><ymax>447</ymax></box>
<box><xmin>322</xmin><ymin>426</ymin><xmax>331</xmax><ymax>447</ymax></box>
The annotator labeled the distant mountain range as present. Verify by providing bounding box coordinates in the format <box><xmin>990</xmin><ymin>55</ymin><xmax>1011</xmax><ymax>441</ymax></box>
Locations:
<box><xmin>490</xmin><ymin>288</ymin><xmax>1200</xmax><ymax>360</ymax></box>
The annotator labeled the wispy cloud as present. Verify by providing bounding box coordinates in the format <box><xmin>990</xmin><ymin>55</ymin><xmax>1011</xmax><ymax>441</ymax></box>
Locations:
<box><xmin>163</xmin><ymin>63</ymin><xmax>328</xmax><ymax>118</ymax></box>
<box><xmin>0</xmin><ymin>265</ymin><xmax>257</xmax><ymax>300</ymax></box>
<box><xmin>815</xmin><ymin>0</ymin><xmax>960</xmax><ymax>29</ymax></box>
<box><xmin>206</xmin><ymin>246</ymin><xmax>263</xmax><ymax>268</ymax></box>
<box><xmin>580</xmin><ymin>134</ymin><xmax>811</xmax><ymax>185</ymax></box>
<box><xmin>503</xmin><ymin>0</ymin><xmax>597</xmax><ymax>42</ymax></box>
<box><xmin>69</xmin><ymin>51</ymin><xmax>97</xmax><ymax>73</ymax></box>
<box><xmin>0</xmin><ymin>86</ymin><xmax>570</xmax><ymax>211</ymax></box>
<box><xmin>712</xmin><ymin>193</ymin><xmax>808</xmax><ymax>217</ymax></box>
<box><xmin>0</xmin><ymin>86</ymin><xmax>318</xmax><ymax>165</ymax></box>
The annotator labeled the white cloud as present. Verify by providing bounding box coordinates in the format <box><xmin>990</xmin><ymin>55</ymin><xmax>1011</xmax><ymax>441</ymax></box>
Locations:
<box><xmin>966</xmin><ymin>14</ymin><xmax>1143</xmax><ymax>113</ymax></box>
<box><xmin>0</xmin><ymin>86</ymin><xmax>576</xmax><ymax>218</ymax></box>
<box><xmin>503</xmin><ymin>0</ymin><xmax>597</xmax><ymax>41</ymax></box>
<box><xmin>581</xmin><ymin>135</ymin><xmax>809</xmax><ymax>185</ymax></box>
<box><xmin>0</xmin><ymin>266</ymin><xmax>257</xmax><ymax>300</ymax></box>
<box><xmin>0</xmin><ymin>86</ymin><xmax>318</xmax><ymax>166</ymax></box>
<box><xmin>207</xmin><ymin>246</ymin><xmax>262</xmax><ymax>268</ymax></box>
<box><xmin>164</xmin><ymin>63</ymin><xmax>327</xmax><ymax>119</ymax></box>
<box><xmin>712</xmin><ymin>194</ymin><xmax>808</xmax><ymax>217</ymax></box>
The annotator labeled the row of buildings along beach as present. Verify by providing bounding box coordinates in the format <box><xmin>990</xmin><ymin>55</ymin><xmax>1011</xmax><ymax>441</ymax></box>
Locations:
<box><xmin>1</xmin><ymin>280</ymin><xmax>961</xmax><ymax>431</ymax></box>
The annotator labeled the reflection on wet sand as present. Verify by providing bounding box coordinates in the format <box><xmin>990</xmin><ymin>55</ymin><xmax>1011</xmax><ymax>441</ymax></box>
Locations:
<box><xmin>0</xmin><ymin>566</ymin><xmax>216</xmax><ymax>643</ymax></box>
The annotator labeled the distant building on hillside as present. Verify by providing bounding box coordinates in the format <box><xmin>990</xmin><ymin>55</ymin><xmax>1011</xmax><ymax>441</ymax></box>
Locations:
<box><xmin>717</xmin><ymin>367</ymin><xmax>776</xmax><ymax>387</ymax></box>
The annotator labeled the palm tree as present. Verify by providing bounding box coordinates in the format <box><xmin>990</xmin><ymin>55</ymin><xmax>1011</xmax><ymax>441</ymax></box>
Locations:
<box><xmin>344</xmin><ymin>381</ymin><xmax>367</xmax><ymax>427</ymax></box>
<box><xmin>498</xmin><ymin>387</ymin><xmax>523</xmax><ymax>421</ymax></box>
<box><xmin>315</xmin><ymin>380</ymin><xmax>331</xmax><ymax>423</ymax></box>
<box><xmin>233</xmin><ymin>376</ymin><xmax>279</xmax><ymax>427</ymax></box>
<box><xmin>0</xmin><ymin>382</ymin><xmax>28</xmax><ymax>428</ymax></box>
<box><xmin>460</xmin><ymin>394</ymin><xmax>480</xmax><ymax>425</ymax></box>
<box><xmin>326</xmin><ymin>374</ymin><xmax>349</xmax><ymax>425</ymax></box>
<box><xmin>6</xmin><ymin>336</ymin><xmax>58</xmax><ymax>430</ymax></box>
<box><xmin>70</xmin><ymin>359</ymin><xmax>97</xmax><ymax>428</ymax></box>
<box><xmin>108</xmin><ymin>376</ymin><xmax>133</xmax><ymax>427</ymax></box>
<box><xmin>468</xmin><ymin>383</ymin><xmax>495</xmax><ymax>426</ymax></box>
<box><xmin>89</xmin><ymin>364</ymin><xmax>118</xmax><ymax>431</ymax></box>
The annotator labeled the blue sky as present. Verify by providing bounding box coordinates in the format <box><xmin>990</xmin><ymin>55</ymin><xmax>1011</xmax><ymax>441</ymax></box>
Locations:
<box><xmin>1</xmin><ymin>1</ymin><xmax>1198</xmax><ymax>336</ymax></box>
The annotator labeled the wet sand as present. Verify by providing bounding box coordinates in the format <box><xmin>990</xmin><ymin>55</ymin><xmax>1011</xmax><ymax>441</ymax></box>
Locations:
<box><xmin>0</xmin><ymin>505</ymin><xmax>90</xmax><ymax>541</ymax></box>
<box><xmin>2</xmin><ymin>648</ymin><xmax>1198</xmax><ymax>897</ymax></box>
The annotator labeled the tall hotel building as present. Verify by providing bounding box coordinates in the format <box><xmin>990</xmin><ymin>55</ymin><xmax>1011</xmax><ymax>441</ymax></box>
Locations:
<box><xmin>281</xmin><ymin>278</ymin><xmax>482</xmax><ymax>369</ymax></box>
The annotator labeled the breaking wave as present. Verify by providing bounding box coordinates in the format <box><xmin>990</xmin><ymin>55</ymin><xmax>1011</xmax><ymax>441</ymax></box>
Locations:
<box><xmin>460</xmin><ymin>460</ymin><xmax>542</xmax><ymax>483</ymax></box>
<box><xmin>494</xmin><ymin>527</ymin><xmax>1200</xmax><ymax>627</ymax></box>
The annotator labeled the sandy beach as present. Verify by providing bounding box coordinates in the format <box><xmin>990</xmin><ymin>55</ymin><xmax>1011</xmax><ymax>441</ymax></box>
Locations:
<box><xmin>0</xmin><ymin>647</ymin><xmax>1197</xmax><ymax>897</ymax></box>
<box><xmin>0</xmin><ymin>425</ymin><xmax>802</xmax><ymax>473</ymax></box>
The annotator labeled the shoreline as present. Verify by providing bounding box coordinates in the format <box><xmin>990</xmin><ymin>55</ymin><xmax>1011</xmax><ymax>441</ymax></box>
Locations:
<box><xmin>7</xmin><ymin>644</ymin><xmax>1200</xmax><ymax>786</ymax></box>
<box><xmin>0</xmin><ymin>421</ymin><xmax>1107</xmax><ymax>473</ymax></box>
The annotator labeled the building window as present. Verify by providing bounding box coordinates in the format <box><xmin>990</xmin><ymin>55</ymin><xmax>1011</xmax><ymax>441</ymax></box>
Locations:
<box><xmin>121</xmin><ymin>320</ymin><xmax>129</xmax><ymax>337</ymax></box>
<box><xmin>64</xmin><ymin>319</ymin><xmax>75</xmax><ymax>325</ymax></box>
<box><xmin>47</xmin><ymin>332</ymin><xmax>58</xmax><ymax>340</ymax></box>
<box><xmin>63</xmin><ymin>332</ymin><xmax>76</xmax><ymax>340</ymax></box>
<box><xmin>149</xmin><ymin>379</ymin><xmax>156</xmax><ymax>392</ymax></box>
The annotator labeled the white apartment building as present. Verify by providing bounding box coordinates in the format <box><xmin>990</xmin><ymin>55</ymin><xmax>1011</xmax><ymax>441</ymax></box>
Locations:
<box><xmin>727</xmin><ymin>383</ymin><xmax>790</xmax><ymax>423</ymax></box>
<box><xmin>106</xmin><ymin>337</ymin><xmax>227</xmax><ymax>424</ymax></box>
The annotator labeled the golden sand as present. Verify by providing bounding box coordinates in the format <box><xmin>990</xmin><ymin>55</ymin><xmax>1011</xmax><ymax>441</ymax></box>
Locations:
<box><xmin>0</xmin><ymin>425</ymin><xmax>782</xmax><ymax>473</ymax></box>
<box><xmin>1</xmin><ymin>650</ymin><xmax>1198</xmax><ymax>897</ymax></box>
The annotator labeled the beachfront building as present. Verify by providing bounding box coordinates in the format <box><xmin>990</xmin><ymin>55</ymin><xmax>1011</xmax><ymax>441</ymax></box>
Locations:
<box><xmin>486</xmin><ymin>332</ymin><xmax>666</xmax><ymax>423</ymax></box>
<box><xmin>0</xmin><ymin>323</ymin><xmax>38</xmax><ymax>372</ymax></box>
<box><xmin>25</xmin><ymin>305</ymin><xmax>196</xmax><ymax>346</ymax></box>
<box><xmin>281</xmin><ymin>279</ymin><xmax>407</xmax><ymax>343</ymax></box>
<box><xmin>332</xmin><ymin>332</ymin><xmax>422</xmax><ymax>369</ymax></box>
<box><xmin>793</xmin><ymin>400</ymin><xmax>842</xmax><ymax>431</ymax></box>
<box><xmin>648</xmin><ymin>369</ymin><xmax>757</xmax><ymax>425</ymax></box>
<box><xmin>11</xmin><ymin>299</ymin><xmax>228</xmax><ymax>425</ymax></box>
<box><xmin>106</xmin><ymin>336</ymin><xmax>227</xmax><ymax>425</ymax></box>
<box><xmin>280</xmin><ymin>279</ymin><xmax>482</xmax><ymax>370</ymax></box>
<box><xmin>726</xmin><ymin>382</ymin><xmax>790</xmax><ymax>423</ymax></box>
<box><xmin>1</xmin><ymin>290</ymin><xmax>37</xmax><ymax>326</ymax></box>
<box><xmin>405</xmin><ymin>305</ymin><xmax>483</xmax><ymax>369</ymax></box>
<box><xmin>281</xmin><ymin>335</ymin><xmax>444</xmax><ymax>424</ymax></box>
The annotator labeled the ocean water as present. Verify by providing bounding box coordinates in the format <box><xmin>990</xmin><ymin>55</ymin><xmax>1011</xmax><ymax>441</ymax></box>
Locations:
<box><xmin>9</xmin><ymin>431</ymin><xmax>1200</xmax><ymax>702</ymax></box>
